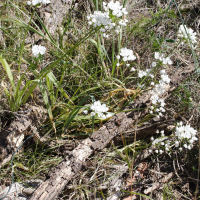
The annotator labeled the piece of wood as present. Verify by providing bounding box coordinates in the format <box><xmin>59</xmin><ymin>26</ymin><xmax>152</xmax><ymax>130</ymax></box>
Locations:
<box><xmin>144</xmin><ymin>172</ymin><xmax>175</xmax><ymax>194</ymax></box>
<box><xmin>0</xmin><ymin>106</ymin><xmax>47</xmax><ymax>168</ymax></box>
<box><xmin>30</xmin><ymin>64</ymin><xmax>195</xmax><ymax>200</ymax></box>
<box><xmin>38</xmin><ymin>0</ymin><xmax>72</xmax><ymax>36</ymax></box>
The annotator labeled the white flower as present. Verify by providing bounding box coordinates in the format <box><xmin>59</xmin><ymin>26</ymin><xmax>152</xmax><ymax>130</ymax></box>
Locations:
<box><xmin>116</xmin><ymin>55</ymin><xmax>120</xmax><ymax>60</ymax></box>
<box><xmin>183</xmin><ymin>144</ymin><xmax>188</xmax><ymax>149</ymax></box>
<box><xmin>119</xmin><ymin>48</ymin><xmax>136</xmax><ymax>62</ymax></box>
<box><xmin>149</xmin><ymin>149</ymin><xmax>152</xmax><ymax>153</ymax></box>
<box><xmin>161</xmin><ymin>130</ymin><xmax>165</xmax><ymax>137</ymax></box>
<box><xmin>116</xmin><ymin>63</ymin><xmax>120</xmax><ymax>67</ymax></box>
<box><xmin>179</xmin><ymin>147</ymin><xmax>183</xmax><ymax>151</ymax></box>
<box><xmin>83</xmin><ymin>110</ymin><xmax>88</xmax><ymax>115</ymax></box>
<box><xmin>27</xmin><ymin>0</ymin><xmax>50</xmax><ymax>5</ymax></box>
<box><xmin>155</xmin><ymin>150</ymin><xmax>158</xmax><ymax>153</ymax></box>
<box><xmin>175</xmin><ymin>141</ymin><xmax>179</xmax><ymax>147</ymax></box>
<box><xmin>158</xmin><ymin>99</ymin><xmax>165</xmax><ymax>107</ymax></box>
<box><xmin>150</xmin><ymin>110</ymin><xmax>153</xmax><ymax>114</ymax></box>
<box><xmin>160</xmin><ymin>74</ymin><xmax>171</xmax><ymax>84</ymax></box>
<box><xmin>130</xmin><ymin>67</ymin><xmax>135</xmax><ymax>72</ymax></box>
<box><xmin>91</xmin><ymin>112</ymin><xmax>95</xmax><ymax>116</ymax></box>
<box><xmin>106</xmin><ymin>113</ymin><xmax>112</xmax><ymax>118</ymax></box>
<box><xmin>177</xmin><ymin>25</ymin><xmax>197</xmax><ymax>44</ymax></box>
<box><xmin>154</xmin><ymin>52</ymin><xmax>160</xmax><ymax>59</ymax></box>
<box><xmin>151</xmin><ymin>137</ymin><xmax>154</xmax><ymax>141</ymax></box>
<box><xmin>175</xmin><ymin>123</ymin><xmax>197</xmax><ymax>143</ymax></box>
<box><xmin>152</xmin><ymin>137</ymin><xmax>166</xmax><ymax>145</ymax></box>
<box><xmin>150</xmin><ymin>74</ymin><xmax>154</xmax><ymax>78</ymax></box>
<box><xmin>90</xmin><ymin>101</ymin><xmax>109</xmax><ymax>118</ymax></box>
<box><xmin>138</xmin><ymin>70</ymin><xmax>147</xmax><ymax>78</ymax></box>
<box><xmin>151</xmin><ymin>94</ymin><xmax>159</xmax><ymax>104</ymax></box>
<box><xmin>32</xmin><ymin>45</ymin><xmax>46</xmax><ymax>57</ymax></box>
<box><xmin>152</xmin><ymin>62</ymin><xmax>156</xmax><ymax>67</ymax></box>
<box><xmin>126</xmin><ymin>63</ymin><xmax>130</xmax><ymax>67</ymax></box>
<box><xmin>159</xmin><ymin>150</ymin><xmax>164</xmax><ymax>154</ymax></box>
<box><xmin>104</xmin><ymin>0</ymin><xmax>128</xmax><ymax>17</ymax></box>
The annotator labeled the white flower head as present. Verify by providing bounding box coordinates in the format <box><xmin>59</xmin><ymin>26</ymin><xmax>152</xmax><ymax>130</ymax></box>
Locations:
<box><xmin>83</xmin><ymin>110</ymin><xmax>88</xmax><ymax>115</ymax></box>
<box><xmin>32</xmin><ymin>45</ymin><xmax>46</xmax><ymax>57</ymax></box>
<box><xmin>119</xmin><ymin>48</ymin><xmax>136</xmax><ymax>62</ymax></box>
<box><xmin>152</xmin><ymin>62</ymin><xmax>156</xmax><ymax>67</ymax></box>
<box><xmin>130</xmin><ymin>67</ymin><xmax>135</xmax><ymax>72</ymax></box>
<box><xmin>27</xmin><ymin>0</ymin><xmax>50</xmax><ymax>5</ymax></box>
<box><xmin>178</xmin><ymin>24</ymin><xmax>197</xmax><ymax>44</ymax></box>
<box><xmin>90</xmin><ymin>101</ymin><xmax>112</xmax><ymax>119</ymax></box>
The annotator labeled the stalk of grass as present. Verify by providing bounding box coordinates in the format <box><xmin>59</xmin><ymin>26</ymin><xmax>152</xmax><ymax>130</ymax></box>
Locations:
<box><xmin>18</xmin><ymin>7</ymin><xmax>35</xmax><ymax>73</ymax></box>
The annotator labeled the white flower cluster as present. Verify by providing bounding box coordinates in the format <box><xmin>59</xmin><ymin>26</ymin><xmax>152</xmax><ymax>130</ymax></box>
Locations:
<box><xmin>138</xmin><ymin>69</ymin><xmax>153</xmax><ymax>78</ymax></box>
<box><xmin>154</xmin><ymin>52</ymin><xmax>173</xmax><ymax>65</ymax></box>
<box><xmin>87</xmin><ymin>1</ymin><xmax>128</xmax><ymax>37</ymax></box>
<box><xmin>149</xmin><ymin>122</ymin><xmax>198</xmax><ymax>155</ymax></box>
<box><xmin>150</xmin><ymin>68</ymin><xmax>170</xmax><ymax>118</ymax></box>
<box><xmin>116</xmin><ymin>47</ymin><xmax>136</xmax><ymax>69</ymax></box>
<box><xmin>27</xmin><ymin>0</ymin><xmax>50</xmax><ymax>6</ymax></box>
<box><xmin>103</xmin><ymin>1</ymin><xmax>128</xmax><ymax>17</ymax></box>
<box><xmin>177</xmin><ymin>25</ymin><xmax>197</xmax><ymax>44</ymax></box>
<box><xmin>32</xmin><ymin>45</ymin><xmax>46</xmax><ymax>57</ymax></box>
<box><xmin>87</xmin><ymin>11</ymin><xmax>114</xmax><ymax>28</ymax></box>
<box><xmin>119</xmin><ymin>48</ymin><xmax>136</xmax><ymax>61</ymax></box>
<box><xmin>175</xmin><ymin>121</ymin><xmax>198</xmax><ymax>150</ymax></box>
<box><xmin>149</xmin><ymin>130</ymin><xmax>171</xmax><ymax>154</ymax></box>
<box><xmin>90</xmin><ymin>101</ymin><xmax>112</xmax><ymax>119</ymax></box>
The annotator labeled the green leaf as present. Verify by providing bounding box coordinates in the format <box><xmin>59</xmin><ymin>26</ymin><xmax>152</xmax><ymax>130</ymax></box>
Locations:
<box><xmin>46</xmin><ymin>72</ymin><xmax>73</xmax><ymax>104</ymax></box>
<box><xmin>0</xmin><ymin>55</ymin><xmax>16</xmax><ymax>92</ymax></box>
<box><xmin>62</xmin><ymin>96</ymin><xmax>90</xmax><ymax>133</ymax></box>
<box><xmin>36</xmin><ymin>79</ymin><xmax>53</xmax><ymax>123</ymax></box>
<box><xmin>165</xmin><ymin>39</ymin><xmax>175</xmax><ymax>43</ymax></box>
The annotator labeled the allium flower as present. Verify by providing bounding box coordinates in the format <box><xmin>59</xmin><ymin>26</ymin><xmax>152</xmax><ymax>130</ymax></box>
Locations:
<box><xmin>159</xmin><ymin>150</ymin><xmax>163</xmax><ymax>154</ymax></box>
<box><xmin>152</xmin><ymin>137</ymin><xmax>166</xmax><ymax>145</ymax></box>
<box><xmin>177</xmin><ymin>25</ymin><xmax>197</xmax><ymax>44</ymax></box>
<box><xmin>27</xmin><ymin>0</ymin><xmax>50</xmax><ymax>5</ymax></box>
<box><xmin>32</xmin><ymin>45</ymin><xmax>46</xmax><ymax>57</ymax></box>
<box><xmin>130</xmin><ymin>67</ymin><xmax>135</xmax><ymax>72</ymax></box>
<box><xmin>119</xmin><ymin>19</ymin><xmax>128</xmax><ymax>26</ymax></box>
<box><xmin>119</xmin><ymin>48</ymin><xmax>136</xmax><ymax>62</ymax></box>
<box><xmin>175</xmin><ymin>123</ymin><xmax>197</xmax><ymax>141</ymax></box>
<box><xmin>175</xmin><ymin>141</ymin><xmax>179</xmax><ymax>147</ymax></box>
<box><xmin>87</xmin><ymin>1</ymin><xmax>128</xmax><ymax>37</ymax></box>
<box><xmin>152</xmin><ymin>62</ymin><xmax>156</xmax><ymax>67</ymax></box>
<box><xmin>138</xmin><ymin>70</ymin><xmax>147</xmax><ymax>78</ymax></box>
<box><xmin>83</xmin><ymin>110</ymin><xmax>88</xmax><ymax>115</ymax></box>
<box><xmin>90</xmin><ymin>100</ymin><xmax>112</xmax><ymax>119</ymax></box>
<box><xmin>154</xmin><ymin>52</ymin><xmax>172</xmax><ymax>65</ymax></box>
<box><xmin>151</xmin><ymin>82</ymin><xmax>155</xmax><ymax>86</ymax></box>
<box><xmin>103</xmin><ymin>1</ymin><xmax>128</xmax><ymax>17</ymax></box>
<box><xmin>88</xmin><ymin>11</ymin><xmax>113</xmax><ymax>28</ymax></box>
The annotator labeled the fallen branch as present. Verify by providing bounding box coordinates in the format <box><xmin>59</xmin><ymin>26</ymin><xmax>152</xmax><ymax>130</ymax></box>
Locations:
<box><xmin>144</xmin><ymin>172</ymin><xmax>175</xmax><ymax>194</ymax></box>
